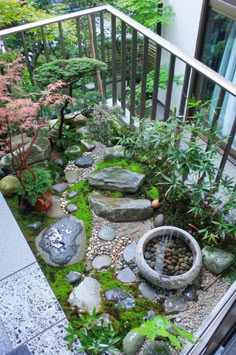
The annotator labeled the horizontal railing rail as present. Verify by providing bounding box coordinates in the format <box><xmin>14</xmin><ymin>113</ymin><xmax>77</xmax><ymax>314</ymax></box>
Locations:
<box><xmin>0</xmin><ymin>5</ymin><xmax>235</xmax><ymax>176</ymax></box>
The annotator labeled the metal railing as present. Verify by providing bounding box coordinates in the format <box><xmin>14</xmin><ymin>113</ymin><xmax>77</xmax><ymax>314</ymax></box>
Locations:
<box><xmin>0</xmin><ymin>5</ymin><xmax>236</xmax><ymax>177</ymax></box>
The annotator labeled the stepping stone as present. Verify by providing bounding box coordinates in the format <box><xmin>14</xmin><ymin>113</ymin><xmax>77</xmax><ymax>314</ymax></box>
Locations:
<box><xmin>98</xmin><ymin>225</ymin><xmax>116</xmax><ymax>241</ymax></box>
<box><xmin>75</xmin><ymin>155</ymin><xmax>94</xmax><ymax>168</ymax></box>
<box><xmin>123</xmin><ymin>242</ymin><xmax>136</xmax><ymax>263</ymax></box>
<box><xmin>117</xmin><ymin>267</ymin><xmax>136</xmax><ymax>283</ymax></box>
<box><xmin>92</xmin><ymin>255</ymin><xmax>112</xmax><ymax>270</ymax></box>
<box><xmin>46</xmin><ymin>196</ymin><xmax>65</xmax><ymax>218</ymax></box>
<box><xmin>88</xmin><ymin>167</ymin><xmax>145</xmax><ymax>193</ymax></box>
<box><xmin>65</xmin><ymin>170</ymin><xmax>79</xmax><ymax>184</ymax></box>
<box><xmin>123</xmin><ymin>331</ymin><xmax>145</xmax><ymax>355</ymax></box>
<box><xmin>202</xmin><ymin>246</ymin><xmax>235</xmax><ymax>274</ymax></box>
<box><xmin>68</xmin><ymin>277</ymin><xmax>101</xmax><ymax>313</ymax></box>
<box><xmin>52</xmin><ymin>182</ymin><xmax>68</xmax><ymax>193</ymax></box>
<box><xmin>89</xmin><ymin>192</ymin><xmax>153</xmax><ymax>222</ymax></box>
<box><xmin>65</xmin><ymin>271</ymin><xmax>82</xmax><ymax>284</ymax></box>
<box><xmin>36</xmin><ymin>215</ymin><xmax>86</xmax><ymax>267</ymax></box>
<box><xmin>66</xmin><ymin>203</ymin><xmax>78</xmax><ymax>213</ymax></box>
<box><xmin>81</xmin><ymin>140</ymin><xmax>96</xmax><ymax>152</ymax></box>
<box><xmin>139</xmin><ymin>282</ymin><xmax>157</xmax><ymax>300</ymax></box>
<box><xmin>67</xmin><ymin>190</ymin><xmax>78</xmax><ymax>199</ymax></box>
<box><xmin>104</xmin><ymin>287</ymin><xmax>130</xmax><ymax>301</ymax></box>
<box><xmin>116</xmin><ymin>297</ymin><xmax>135</xmax><ymax>309</ymax></box>
<box><xmin>27</xmin><ymin>221</ymin><xmax>42</xmax><ymax>230</ymax></box>
<box><xmin>164</xmin><ymin>296</ymin><xmax>189</xmax><ymax>314</ymax></box>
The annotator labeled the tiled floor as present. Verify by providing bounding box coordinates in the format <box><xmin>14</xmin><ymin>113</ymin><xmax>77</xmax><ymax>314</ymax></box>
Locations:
<box><xmin>0</xmin><ymin>193</ymin><xmax>75</xmax><ymax>355</ymax></box>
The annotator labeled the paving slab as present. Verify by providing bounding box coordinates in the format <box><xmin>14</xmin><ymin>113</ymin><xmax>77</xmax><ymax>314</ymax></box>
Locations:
<box><xmin>27</xmin><ymin>319</ymin><xmax>77</xmax><ymax>355</ymax></box>
<box><xmin>0</xmin><ymin>263</ymin><xmax>65</xmax><ymax>347</ymax></box>
<box><xmin>0</xmin><ymin>193</ymin><xmax>36</xmax><ymax>280</ymax></box>
<box><xmin>0</xmin><ymin>316</ymin><xmax>12</xmax><ymax>354</ymax></box>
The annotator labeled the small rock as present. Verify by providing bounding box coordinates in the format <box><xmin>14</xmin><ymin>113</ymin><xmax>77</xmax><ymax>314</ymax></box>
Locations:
<box><xmin>117</xmin><ymin>267</ymin><xmax>136</xmax><ymax>283</ymax></box>
<box><xmin>123</xmin><ymin>331</ymin><xmax>145</xmax><ymax>355</ymax></box>
<box><xmin>66</xmin><ymin>203</ymin><xmax>78</xmax><ymax>213</ymax></box>
<box><xmin>182</xmin><ymin>285</ymin><xmax>198</xmax><ymax>301</ymax></box>
<box><xmin>81</xmin><ymin>140</ymin><xmax>96</xmax><ymax>152</ymax></box>
<box><xmin>139</xmin><ymin>282</ymin><xmax>157</xmax><ymax>300</ymax></box>
<box><xmin>202</xmin><ymin>246</ymin><xmax>235</xmax><ymax>274</ymax></box>
<box><xmin>153</xmin><ymin>214</ymin><xmax>165</xmax><ymax>227</ymax></box>
<box><xmin>98</xmin><ymin>225</ymin><xmax>116</xmax><ymax>241</ymax></box>
<box><xmin>164</xmin><ymin>296</ymin><xmax>189</xmax><ymax>314</ymax></box>
<box><xmin>151</xmin><ymin>199</ymin><xmax>159</xmax><ymax>208</ymax></box>
<box><xmin>46</xmin><ymin>196</ymin><xmax>65</xmax><ymax>218</ymax></box>
<box><xmin>123</xmin><ymin>242</ymin><xmax>136</xmax><ymax>263</ymax></box>
<box><xmin>65</xmin><ymin>170</ymin><xmax>79</xmax><ymax>184</ymax></box>
<box><xmin>92</xmin><ymin>255</ymin><xmax>112</xmax><ymax>270</ymax></box>
<box><xmin>0</xmin><ymin>175</ymin><xmax>20</xmax><ymax>197</ymax></box>
<box><xmin>54</xmin><ymin>158</ymin><xmax>65</xmax><ymax>168</ymax></box>
<box><xmin>104</xmin><ymin>287</ymin><xmax>130</xmax><ymax>301</ymax></box>
<box><xmin>116</xmin><ymin>297</ymin><xmax>135</xmax><ymax>309</ymax></box>
<box><xmin>67</xmin><ymin>190</ymin><xmax>78</xmax><ymax>199</ymax></box>
<box><xmin>52</xmin><ymin>182</ymin><xmax>68</xmax><ymax>193</ymax></box>
<box><xmin>144</xmin><ymin>310</ymin><xmax>156</xmax><ymax>320</ymax></box>
<box><xmin>75</xmin><ymin>155</ymin><xmax>94</xmax><ymax>168</ymax></box>
<box><xmin>27</xmin><ymin>221</ymin><xmax>42</xmax><ymax>230</ymax></box>
<box><xmin>65</xmin><ymin>271</ymin><xmax>82</xmax><ymax>284</ymax></box>
<box><xmin>142</xmin><ymin>341</ymin><xmax>172</xmax><ymax>355</ymax></box>
<box><xmin>144</xmin><ymin>252</ymin><xmax>151</xmax><ymax>260</ymax></box>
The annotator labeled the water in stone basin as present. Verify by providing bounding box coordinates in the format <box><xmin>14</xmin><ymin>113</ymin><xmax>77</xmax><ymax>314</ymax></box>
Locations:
<box><xmin>144</xmin><ymin>233</ymin><xmax>193</xmax><ymax>276</ymax></box>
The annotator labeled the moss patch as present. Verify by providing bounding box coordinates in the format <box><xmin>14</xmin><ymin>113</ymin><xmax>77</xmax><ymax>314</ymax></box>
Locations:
<box><xmin>95</xmin><ymin>158</ymin><xmax>144</xmax><ymax>174</ymax></box>
<box><xmin>67</xmin><ymin>179</ymin><xmax>92</xmax><ymax>237</ymax></box>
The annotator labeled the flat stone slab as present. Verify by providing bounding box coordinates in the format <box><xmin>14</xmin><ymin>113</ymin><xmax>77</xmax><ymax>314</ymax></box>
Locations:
<box><xmin>65</xmin><ymin>203</ymin><xmax>78</xmax><ymax>213</ymax></box>
<box><xmin>68</xmin><ymin>277</ymin><xmax>101</xmax><ymax>313</ymax></box>
<box><xmin>46</xmin><ymin>196</ymin><xmax>65</xmax><ymax>218</ymax></box>
<box><xmin>81</xmin><ymin>140</ymin><xmax>96</xmax><ymax>152</ymax></box>
<box><xmin>89</xmin><ymin>192</ymin><xmax>153</xmax><ymax>222</ymax></box>
<box><xmin>92</xmin><ymin>255</ymin><xmax>112</xmax><ymax>270</ymax></box>
<box><xmin>98</xmin><ymin>225</ymin><xmax>116</xmax><ymax>241</ymax></box>
<box><xmin>123</xmin><ymin>242</ymin><xmax>137</xmax><ymax>263</ymax></box>
<box><xmin>75</xmin><ymin>155</ymin><xmax>94</xmax><ymax>168</ymax></box>
<box><xmin>36</xmin><ymin>215</ymin><xmax>86</xmax><ymax>266</ymax></box>
<box><xmin>202</xmin><ymin>246</ymin><xmax>235</xmax><ymax>274</ymax></box>
<box><xmin>117</xmin><ymin>267</ymin><xmax>136</xmax><ymax>283</ymax></box>
<box><xmin>88</xmin><ymin>167</ymin><xmax>145</xmax><ymax>193</ymax></box>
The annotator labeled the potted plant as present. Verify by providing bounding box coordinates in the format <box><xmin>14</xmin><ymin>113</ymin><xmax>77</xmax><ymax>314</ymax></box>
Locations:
<box><xmin>18</xmin><ymin>167</ymin><xmax>52</xmax><ymax>211</ymax></box>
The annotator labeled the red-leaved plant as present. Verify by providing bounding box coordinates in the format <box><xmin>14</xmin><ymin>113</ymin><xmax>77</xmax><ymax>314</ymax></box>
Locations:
<box><xmin>0</xmin><ymin>57</ymin><xmax>74</xmax><ymax>194</ymax></box>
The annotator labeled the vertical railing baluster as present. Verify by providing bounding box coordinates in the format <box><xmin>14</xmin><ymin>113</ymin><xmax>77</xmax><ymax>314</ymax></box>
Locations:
<box><xmin>151</xmin><ymin>44</ymin><xmax>161</xmax><ymax>121</ymax></box>
<box><xmin>130</xmin><ymin>29</ymin><xmax>137</xmax><ymax>125</ymax></box>
<box><xmin>91</xmin><ymin>14</ymin><xmax>98</xmax><ymax>60</ymax></box>
<box><xmin>58</xmin><ymin>22</ymin><xmax>66</xmax><ymax>59</ymax></box>
<box><xmin>100</xmin><ymin>12</ymin><xmax>106</xmax><ymax>97</ymax></box>
<box><xmin>111</xmin><ymin>14</ymin><xmax>117</xmax><ymax>105</ymax></box>
<box><xmin>21</xmin><ymin>31</ymin><xmax>34</xmax><ymax>83</ymax></box>
<box><xmin>198</xmin><ymin>75</ymin><xmax>207</xmax><ymax>101</ymax></box>
<box><xmin>179</xmin><ymin>64</ymin><xmax>191</xmax><ymax>116</ymax></box>
<box><xmin>216</xmin><ymin>115</ymin><xmax>236</xmax><ymax>183</ymax></box>
<box><xmin>140</xmin><ymin>36</ymin><xmax>149</xmax><ymax>120</ymax></box>
<box><xmin>40</xmin><ymin>26</ymin><xmax>49</xmax><ymax>63</ymax></box>
<box><xmin>76</xmin><ymin>17</ymin><xmax>82</xmax><ymax>57</ymax></box>
<box><xmin>164</xmin><ymin>54</ymin><xmax>175</xmax><ymax>121</ymax></box>
<box><xmin>121</xmin><ymin>21</ymin><xmax>126</xmax><ymax>112</ymax></box>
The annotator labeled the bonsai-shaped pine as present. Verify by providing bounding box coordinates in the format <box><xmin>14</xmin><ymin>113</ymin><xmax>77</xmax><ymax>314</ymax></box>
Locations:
<box><xmin>34</xmin><ymin>58</ymin><xmax>107</xmax><ymax>140</ymax></box>
<box><xmin>0</xmin><ymin>57</ymin><xmax>73</xmax><ymax>204</ymax></box>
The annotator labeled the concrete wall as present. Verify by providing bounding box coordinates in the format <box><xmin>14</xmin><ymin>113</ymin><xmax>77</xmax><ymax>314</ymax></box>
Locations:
<box><xmin>159</xmin><ymin>0</ymin><xmax>204</xmax><ymax>112</ymax></box>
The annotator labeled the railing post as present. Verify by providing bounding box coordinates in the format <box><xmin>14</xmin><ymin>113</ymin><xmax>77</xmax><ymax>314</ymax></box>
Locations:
<box><xmin>140</xmin><ymin>36</ymin><xmax>149</xmax><ymax>120</ymax></box>
<box><xmin>40</xmin><ymin>26</ymin><xmax>49</xmax><ymax>63</ymax></box>
<box><xmin>179</xmin><ymin>64</ymin><xmax>191</xmax><ymax>116</ymax></box>
<box><xmin>58</xmin><ymin>22</ymin><xmax>66</xmax><ymax>59</ymax></box>
<box><xmin>120</xmin><ymin>21</ymin><xmax>126</xmax><ymax>112</ymax></box>
<box><xmin>164</xmin><ymin>54</ymin><xmax>175</xmax><ymax>121</ymax></box>
<box><xmin>100</xmin><ymin>12</ymin><xmax>106</xmax><ymax>97</ymax></box>
<box><xmin>130</xmin><ymin>29</ymin><xmax>137</xmax><ymax>125</ymax></box>
<box><xmin>151</xmin><ymin>44</ymin><xmax>161</xmax><ymax>121</ymax></box>
<box><xmin>111</xmin><ymin>14</ymin><xmax>117</xmax><ymax>105</ymax></box>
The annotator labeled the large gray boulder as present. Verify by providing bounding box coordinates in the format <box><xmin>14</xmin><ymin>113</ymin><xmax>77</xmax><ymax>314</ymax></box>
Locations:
<box><xmin>88</xmin><ymin>192</ymin><xmax>153</xmax><ymax>222</ymax></box>
<box><xmin>0</xmin><ymin>137</ymin><xmax>51</xmax><ymax>171</ymax></box>
<box><xmin>88</xmin><ymin>167</ymin><xmax>145</xmax><ymax>193</ymax></box>
<box><xmin>35</xmin><ymin>215</ymin><xmax>86</xmax><ymax>266</ymax></box>
<box><xmin>68</xmin><ymin>277</ymin><xmax>101</xmax><ymax>313</ymax></box>
<box><xmin>202</xmin><ymin>246</ymin><xmax>235</xmax><ymax>274</ymax></box>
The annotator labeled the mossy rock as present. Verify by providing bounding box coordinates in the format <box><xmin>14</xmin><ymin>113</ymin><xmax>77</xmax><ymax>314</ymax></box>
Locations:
<box><xmin>65</xmin><ymin>145</ymin><xmax>81</xmax><ymax>159</ymax></box>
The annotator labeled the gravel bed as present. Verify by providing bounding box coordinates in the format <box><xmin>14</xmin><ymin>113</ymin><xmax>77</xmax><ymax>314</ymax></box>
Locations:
<box><xmin>60</xmin><ymin>140</ymin><xmax>232</xmax><ymax>344</ymax></box>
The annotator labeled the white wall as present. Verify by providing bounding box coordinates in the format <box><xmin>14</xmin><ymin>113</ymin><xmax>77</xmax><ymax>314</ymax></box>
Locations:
<box><xmin>158</xmin><ymin>0</ymin><xmax>204</xmax><ymax>113</ymax></box>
